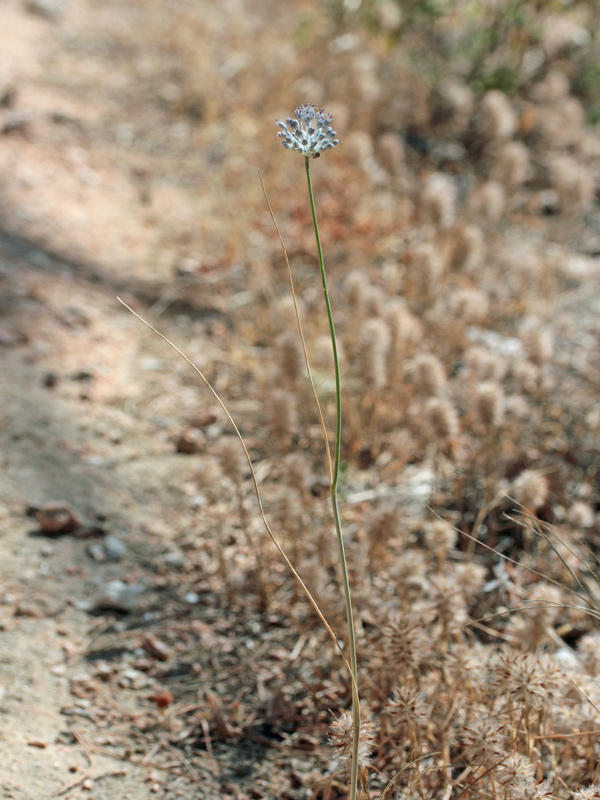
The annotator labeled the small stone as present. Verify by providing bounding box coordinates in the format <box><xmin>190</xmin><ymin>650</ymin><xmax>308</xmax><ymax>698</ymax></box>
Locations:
<box><xmin>94</xmin><ymin>580</ymin><xmax>145</xmax><ymax>612</ymax></box>
<box><xmin>42</xmin><ymin>371</ymin><xmax>59</xmax><ymax>388</ymax></box>
<box><xmin>174</xmin><ymin>428</ymin><xmax>205</xmax><ymax>454</ymax></box>
<box><xmin>27</xmin><ymin>502</ymin><xmax>81</xmax><ymax>535</ymax></box>
<box><xmin>141</xmin><ymin>634</ymin><xmax>171</xmax><ymax>662</ymax></box>
<box><xmin>104</xmin><ymin>535</ymin><xmax>127</xmax><ymax>561</ymax></box>
<box><xmin>87</xmin><ymin>543</ymin><xmax>105</xmax><ymax>561</ymax></box>
<box><xmin>25</xmin><ymin>0</ymin><xmax>62</xmax><ymax>19</ymax></box>
<box><xmin>162</xmin><ymin>551</ymin><xmax>185</xmax><ymax>569</ymax></box>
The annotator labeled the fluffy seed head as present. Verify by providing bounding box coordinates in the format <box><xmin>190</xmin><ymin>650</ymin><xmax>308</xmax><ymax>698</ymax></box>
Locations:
<box><xmin>568</xmin><ymin>501</ymin><xmax>595</xmax><ymax>529</ymax></box>
<box><xmin>473</xmin><ymin>382</ymin><xmax>505</xmax><ymax>428</ymax></box>
<box><xmin>357</xmin><ymin>318</ymin><xmax>390</xmax><ymax>389</ymax></box>
<box><xmin>409</xmin><ymin>354</ymin><xmax>447</xmax><ymax>398</ymax></box>
<box><xmin>421</xmin><ymin>172</ymin><xmax>456</xmax><ymax>227</ymax></box>
<box><xmin>489</xmin><ymin>651</ymin><xmax>562</xmax><ymax>711</ymax></box>
<box><xmin>217</xmin><ymin>438</ymin><xmax>245</xmax><ymax>484</ymax></box>
<box><xmin>328</xmin><ymin>710</ymin><xmax>375</xmax><ymax>772</ymax></box>
<box><xmin>512</xmin><ymin>469</ymin><xmax>549</xmax><ymax>512</ymax></box>
<box><xmin>461</xmin><ymin>714</ymin><xmax>506</xmax><ymax>764</ymax></box>
<box><xmin>275</xmin><ymin>104</ymin><xmax>339</xmax><ymax>159</ymax></box>
<box><xmin>424</xmin><ymin>397</ymin><xmax>459</xmax><ymax>441</ymax></box>
<box><xmin>572</xmin><ymin>787</ymin><xmax>600</xmax><ymax>800</ymax></box>
<box><xmin>275</xmin><ymin>331</ymin><xmax>304</xmax><ymax>387</ymax></box>
<box><xmin>480</xmin><ymin>90</ymin><xmax>517</xmax><ymax>140</ymax></box>
<box><xmin>423</xmin><ymin>519</ymin><xmax>457</xmax><ymax>553</ymax></box>
<box><xmin>494</xmin><ymin>141</ymin><xmax>531</xmax><ymax>189</ymax></box>
<box><xmin>470</xmin><ymin>180</ymin><xmax>506</xmax><ymax>222</ymax></box>
<box><xmin>496</xmin><ymin>753</ymin><xmax>537</xmax><ymax>786</ymax></box>
<box><xmin>386</xmin><ymin>686</ymin><xmax>428</xmax><ymax>732</ymax></box>
<box><xmin>450</xmin><ymin>225</ymin><xmax>484</xmax><ymax>273</ymax></box>
<box><xmin>383</xmin><ymin>613</ymin><xmax>431</xmax><ymax>678</ymax></box>
<box><xmin>448</xmin><ymin>287</ymin><xmax>489</xmax><ymax>324</ymax></box>
<box><xmin>552</xmin><ymin>154</ymin><xmax>595</xmax><ymax>212</ymax></box>
<box><xmin>521</xmin><ymin>327</ymin><xmax>553</xmax><ymax>365</ymax></box>
<box><xmin>510</xmin><ymin>778</ymin><xmax>553</xmax><ymax>800</ymax></box>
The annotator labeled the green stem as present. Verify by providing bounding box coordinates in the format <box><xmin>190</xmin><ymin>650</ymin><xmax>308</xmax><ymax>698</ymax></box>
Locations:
<box><xmin>305</xmin><ymin>156</ymin><xmax>360</xmax><ymax>800</ymax></box>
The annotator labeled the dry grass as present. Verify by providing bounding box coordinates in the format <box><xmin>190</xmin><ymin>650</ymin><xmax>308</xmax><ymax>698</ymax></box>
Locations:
<box><xmin>4</xmin><ymin>0</ymin><xmax>600</xmax><ymax>796</ymax></box>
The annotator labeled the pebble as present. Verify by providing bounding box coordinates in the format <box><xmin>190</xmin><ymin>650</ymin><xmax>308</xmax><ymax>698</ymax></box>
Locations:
<box><xmin>104</xmin><ymin>535</ymin><xmax>127</xmax><ymax>561</ymax></box>
<box><xmin>94</xmin><ymin>580</ymin><xmax>145</xmax><ymax>612</ymax></box>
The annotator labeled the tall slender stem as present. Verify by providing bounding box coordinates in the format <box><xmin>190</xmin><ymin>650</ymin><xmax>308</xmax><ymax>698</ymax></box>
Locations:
<box><xmin>305</xmin><ymin>156</ymin><xmax>360</xmax><ymax>800</ymax></box>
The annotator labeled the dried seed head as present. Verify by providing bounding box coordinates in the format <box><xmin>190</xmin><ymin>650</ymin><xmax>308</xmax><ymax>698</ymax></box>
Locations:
<box><xmin>453</xmin><ymin>562</ymin><xmax>487</xmax><ymax>598</ymax></box>
<box><xmin>461</xmin><ymin>714</ymin><xmax>506</xmax><ymax>764</ymax></box>
<box><xmin>437</xmin><ymin>79</ymin><xmax>474</xmax><ymax>128</ymax></box>
<box><xmin>496</xmin><ymin>753</ymin><xmax>537</xmax><ymax>786</ymax></box>
<box><xmin>532</xmin><ymin>71</ymin><xmax>570</xmax><ymax>103</ymax></box>
<box><xmin>386</xmin><ymin>686</ymin><xmax>428</xmax><ymax>732</ymax></box>
<box><xmin>328</xmin><ymin>710</ymin><xmax>375</xmax><ymax>772</ymax></box>
<box><xmin>448</xmin><ymin>287</ymin><xmax>489</xmax><ymax>324</ymax></box>
<box><xmin>377</xmin><ymin>132</ymin><xmax>405</xmax><ymax>176</ymax></box>
<box><xmin>512</xmin><ymin>469</ymin><xmax>549</xmax><ymax>512</ymax></box>
<box><xmin>217</xmin><ymin>438</ymin><xmax>245</xmax><ymax>484</ymax></box>
<box><xmin>494</xmin><ymin>141</ymin><xmax>531</xmax><ymax>189</ymax></box>
<box><xmin>390</xmin><ymin>549</ymin><xmax>428</xmax><ymax>595</ymax></box>
<box><xmin>429</xmin><ymin>573</ymin><xmax>468</xmax><ymax>628</ymax></box>
<box><xmin>473</xmin><ymin>381</ymin><xmax>505</xmax><ymax>428</ymax></box>
<box><xmin>384</xmin><ymin>294</ymin><xmax>417</xmax><ymax>333</ymax></box>
<box><xmin>423</xmin><ymin>519</ymin><xmax>457</xmax><ymax>553</ymax></box>
<box><xmin>275</xmin><ymin>331</ymin><xmax>304</xmax><ymax>388</ymax></box>
<box><xmin>424</xmin><ymin>398</ymin><xmax>459</xmax><ymax>442</ymax></box>
<box><xmin>489</xmin><ymin>651</ymin><xmax>562</xmax><ymax>711</ymax></box>
<box><xmin>345</xmin><ymin>270</ymin><xmax>370</xmax><ymax>314</ymax></box>
<box><xmin>357</xmin><ymin>318</ymin><xmax>390</xmax><ymax>389</ymax></box>
<box><xmin>450</xmin><ymin>225</ymin><xmax>484</xmax><ymax>273</ymax></box>
<box><xmin>409</xmin><ymin>354</ymin><xmax>447</xmax><ymax>398</ymax></box>
<box><xmin>464</xmin><ymin>346</ymin><xmax>505</xmax><ymax>382</ymax></box>
<box><xmin>363</xmin><ymin>285</ymin><xmax>386</xmax><ymax>318</ymax></box>
<box><xmin>552</xmin><ymin>154</ymin><xmax>595</xmax><ymax>212</ymax></box>
<box><xmin>275</xmin><ymin>104</ymin><xmax>339</xmax><ymax>159</ymax></box>
<box><xmin>568</xmin><ymin>501</ymin><xmax>595</xmax><ymax>529</ymax></box>
<box><xmin>506</xmin><ymin>584</ymin><xmax>564</xmax><ymax>651</ymax></box>
<box><xmin>511</xmin><ymin>359</ymin><xmax>541</xmax><ymax>394</ymax></box>
<box><xmin>409</xmin><ymin>243</ymin><xmax>445</xmax><ymax>301</ymax></box>
<box><xmin>572</xmin><ymin>787</ymin><xmax>600</xmax><ymax>800</ymax></box>
<box><xmin>510</xmin><ymin>778</ymin><xmax>553</xmax><ymax>800</ymax></box>
<box><xmin>383</xmin><ymin>613</ymin><xmax>431</xmax><ymax>678</ymax></box>
<box><xmin>470</xmin><ymin>180</ymin><xmax>506</xmax><ymax>222</ymax></box>
<box><xmin>421</xmin><ymin>172</ymin><xmax>456</xmax><ymax>228</ymax></box>
<box><xmin>521</xmin><ymin>327</ymin><xmax>553</xmax><ymax>365</ymax></box>
<box><xmin>577</xmin><ymin>632</ymin><xmax>600</xmax><ymax>676</ymax></box>
<box><xmin>480</xmin><ymin>90</ymin><xmax>517</xmax><ymax>140</ymax></box>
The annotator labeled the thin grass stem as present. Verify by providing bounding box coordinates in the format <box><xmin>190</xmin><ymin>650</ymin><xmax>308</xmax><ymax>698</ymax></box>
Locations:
<box><xmin>117</xmin><ymin>298</ymin><xmax>356</xmax><ymax>688</ymax></box>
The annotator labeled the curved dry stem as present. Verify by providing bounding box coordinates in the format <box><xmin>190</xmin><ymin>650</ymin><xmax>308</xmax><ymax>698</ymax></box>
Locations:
<box><xmin>258</xmin><ymin>170</ymin><xmax>333</xmax><ymax>486</ymax></box>
<box><xmin>430</xmin><ymin>508</ymin><xmax>591</xmax><ymax>607</ymax></box>
<box><xmin>118</xmin><ymin>298</ymin><xmax>357</xmax><ymax>694</ymax></box>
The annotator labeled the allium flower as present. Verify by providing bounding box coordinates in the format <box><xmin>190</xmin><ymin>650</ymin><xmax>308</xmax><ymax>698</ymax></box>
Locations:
<box><xmin>275</xmin><ymin>104</ymin><xmax>339</xmax><ymax>158</ymax></box>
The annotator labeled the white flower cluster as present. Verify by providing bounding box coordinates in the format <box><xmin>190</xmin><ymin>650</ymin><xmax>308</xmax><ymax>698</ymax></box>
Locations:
<box><xmin>275</xmin><ymin>104</ymin><xmax>339</xmax><ymax>158</ymax></box>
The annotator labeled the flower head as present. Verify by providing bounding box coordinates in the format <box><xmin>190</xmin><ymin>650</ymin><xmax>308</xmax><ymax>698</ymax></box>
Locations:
<box><xmin>275</xmin><ymin>104</ymin><xmax>339</xmax><ymax>158</ymax></box>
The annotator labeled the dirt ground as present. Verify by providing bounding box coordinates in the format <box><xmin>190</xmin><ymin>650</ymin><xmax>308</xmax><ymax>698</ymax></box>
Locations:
<box><xmin>1</xmin><ymin>1</ymin><xmax>600</xmax><ymax>799</ymax></box>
